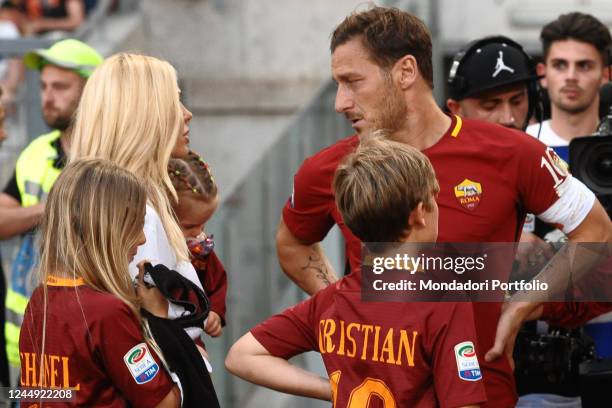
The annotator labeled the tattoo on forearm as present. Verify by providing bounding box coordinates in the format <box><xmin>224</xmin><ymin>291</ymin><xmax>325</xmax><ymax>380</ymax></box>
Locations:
<box><xmin>301</xmin><ymin>253</ymin><xmax>331</xmax><ymax>286</ymax></box>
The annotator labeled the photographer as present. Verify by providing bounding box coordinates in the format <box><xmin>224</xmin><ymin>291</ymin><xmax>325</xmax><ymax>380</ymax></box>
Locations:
<box><xmin>525</xmin><ymin>12</ymin><xmax>612</xmax><ymax>329</ymax></box>
<box><xmin>526</xmin><ymin>12</ymin><xmax>610</xmax><ymax>154</ymax></box>
<box><xmin>446</xmin><ymin>27</ymin><xmax>612</xmax><ymax>407</ymax></box>
<box><xmin>520</xmin><ymin>12</ymin><xmax>612</xmax><ymax>408</ymax></box>
<box><xmin>523</xmin><ymin>12</ymin><xmax>611</xmax><ymax>247</ymax></box>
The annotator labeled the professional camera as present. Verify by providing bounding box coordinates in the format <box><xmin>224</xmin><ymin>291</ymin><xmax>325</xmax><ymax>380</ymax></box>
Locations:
<box><xmin>514</xmin><ymin>324</ymin><xmax>596</xmax><ymax>397</ymax></box>
<box><xmin>513</xmin><ymin>87</ymin><xmax>612</xmax><ymax>405</ymax></box>
<box><xmin>526</xmin><ymin>91</ymin><xmax>612</xmax><ymax>407</ymax></box>
<box><xmin>569</xmin><ymin>105</ymin><xmax>612</xmax><ymax>216</ymax></box>
<box><xmin>580</xmin><ymin>358</ymin><xmax>612</xmax><ymax>407</ymax></box>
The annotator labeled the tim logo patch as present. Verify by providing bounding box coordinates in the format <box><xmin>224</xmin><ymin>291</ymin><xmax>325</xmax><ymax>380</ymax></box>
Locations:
<box><xmin>453</xmin><ymin>179</ymin><xmax>482</xmax><ymax>211</ymax></box>
<box><xmin>124</xmin><ymin>343</ymin><xmax>160</xmax><ymax>384</ymax></box>
<box><xmin>454</xmin><ymin>341</ymin><xmax>482</xmax><ymax>381</ymax></box>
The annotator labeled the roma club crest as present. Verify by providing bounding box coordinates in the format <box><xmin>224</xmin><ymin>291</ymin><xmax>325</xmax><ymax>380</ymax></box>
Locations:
<box><xmin>453</xmin><ymin>179</ymin><xmax>482</xmax><ymax>211</ymax></box>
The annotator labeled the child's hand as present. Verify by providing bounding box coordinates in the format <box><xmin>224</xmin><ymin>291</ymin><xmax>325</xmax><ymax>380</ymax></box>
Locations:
<box><xmin>136</xmin><ymin>261</ymin><xmax>169</xmax><ymax>318</ymax></box>
<box><xmin>204</xmin><ymin>311</ymin><xmax>223</xmax><ymax>337</ymax></box>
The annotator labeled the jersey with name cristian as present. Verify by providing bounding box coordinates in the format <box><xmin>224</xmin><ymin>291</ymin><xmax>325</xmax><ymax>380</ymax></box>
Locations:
<box><xmin>19</xmin><ymin>278</ymin><xmax>174</xmax><ymax>408</ymax></box>
<box><xmin>251</xmin><ymin>274</ymin><xmax>486</xmax><ymax>408</ymax></box>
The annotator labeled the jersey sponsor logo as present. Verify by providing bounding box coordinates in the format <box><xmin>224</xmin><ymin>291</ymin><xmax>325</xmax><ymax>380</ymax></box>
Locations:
<box><xmin>454</xmin><ymin>341</ymin><xmax>482</xmax><ymax>381</ymax></box>
<box><xmin>123</xmin><ymin>343</ymin><xmax>160</xmax><ymax>384</ymax></box>
<box><xmin>523</xmin><ymin>213</ymin><xmax>536</xmax><ymax>232</ymax></box>
<box><xmin>453</xmin><ymin>179</ymin><xmax>482</xmax><ymax>210</ymax></box>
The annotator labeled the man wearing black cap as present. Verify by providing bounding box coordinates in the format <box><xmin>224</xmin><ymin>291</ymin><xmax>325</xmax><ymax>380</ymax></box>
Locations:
<box><xmin>446</xmin><ymin>36</ymin><xmax>539</xmax><ymax>131</ymax></box>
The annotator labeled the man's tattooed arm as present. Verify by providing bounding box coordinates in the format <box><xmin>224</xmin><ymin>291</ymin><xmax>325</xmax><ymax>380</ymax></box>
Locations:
<box><xmin>301</xmin><ymin>252</ymin><xmax>332</xmax><ymax>287</ymax></box>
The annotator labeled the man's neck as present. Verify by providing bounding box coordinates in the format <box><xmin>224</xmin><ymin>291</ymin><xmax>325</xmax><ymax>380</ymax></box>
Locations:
<box><xmin>550</xmin><ymin>103</ymin><xmax>600</xmax><ymax>142</ymax></box>
<box><xmin>390</xmin><ymin>92</ymin><xmax>451</xmax><ymax>151</ymax></box>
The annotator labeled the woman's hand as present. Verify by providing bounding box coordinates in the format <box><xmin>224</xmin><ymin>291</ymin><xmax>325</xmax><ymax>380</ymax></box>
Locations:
<box><xmin>136</xmin><ymin>261</ymin><xmax>169</xmax><ymax>318</ymax></box>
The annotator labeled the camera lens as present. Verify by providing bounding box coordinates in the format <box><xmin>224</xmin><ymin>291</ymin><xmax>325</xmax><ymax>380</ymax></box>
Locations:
<box><xmin>571</xmin><ymin>136</ymin><xmax>612</xmax><ymax>218</ymax></box>
<box><xmin>587</xmin><ymin>145</ymin><xmax>612</xmax><ymax>188</ymax></box>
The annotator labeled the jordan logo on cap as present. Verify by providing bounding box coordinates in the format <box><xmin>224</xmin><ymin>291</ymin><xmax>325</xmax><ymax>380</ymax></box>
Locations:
<box><xmin>492</xmin><ymin>50</ymin><xmax>514</xmax><ymax>78</ymax></box>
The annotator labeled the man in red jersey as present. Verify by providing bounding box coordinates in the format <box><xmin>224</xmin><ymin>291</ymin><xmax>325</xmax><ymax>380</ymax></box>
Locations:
<box><xmin>275</xmin><ymin>6</ymin><xmax>612</xmax><ymax>407</ymax></box>
<box><xmin>227</xmin><ymin>138</ymin><xmax>486</xmax><ymax>407</ymax></box>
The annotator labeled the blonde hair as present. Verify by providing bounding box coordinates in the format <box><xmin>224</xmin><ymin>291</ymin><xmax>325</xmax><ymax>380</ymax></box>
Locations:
<box><xmin>39</xmin><ymin>158</ymin><xmax>147</xmax><ymax>313</ymax></box>
<box><xmin>333</xmin><ymin>135</ymin><xmax>439</xmax><ymax>243</ymax></box>
<box><xmin>34</xmin><ymin>158</ymin><xmax>147</xmax><ymax>388</ymax></box>
<box><xmin>69</xmin><ymin>53</ymin><xmax>188</xmax><ymax>260</ymax></box>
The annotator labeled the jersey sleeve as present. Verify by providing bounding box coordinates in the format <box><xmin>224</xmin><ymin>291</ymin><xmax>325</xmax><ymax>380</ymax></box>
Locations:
<box><xmin>516</xmin><ymin>135</ymin><xmax>595</xmax><ymax>234</ymax></box>
<box><xmin>250</xmin><ymin>294</ymin><xmax>321</xmax><ymax>359</ymax></box>
<box><xmin>200</xmin><ymin>250</ymin><xmax>228</xmax><ymax>324</ymax></box>
<box><xmin>430</xmin><ymin>303</ymin><xmax>487</xmax><ymax>408</ymax></box>
<box><xmin>281</xmin><ymin>156</ymin><xmax>336</xmax><ymax>244</ymax></box>
<box><xmin>94</xmin><ymin>303</ymin><xmax>175</xmax><ymax>408</ymax></box>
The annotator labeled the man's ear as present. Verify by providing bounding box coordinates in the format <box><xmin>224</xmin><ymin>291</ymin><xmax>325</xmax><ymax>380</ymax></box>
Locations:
<box><xmin>408</xmin><ymin>202</ymin><xmax>427</xmax><ymax>229</ymax></box>
<box><xmin>446</xmin><ymin>99</ymin><xmax>462</xmax><ymax>115</ymax></box>
<box><xmin>393</xmin><ymin>55</ymin><xmax>418</xmax><ymax>90</ymax></box>
<box><xmin>536</xmin><ymin>62</ymin><xmax>547</xmax><ymax>88</ymax></box>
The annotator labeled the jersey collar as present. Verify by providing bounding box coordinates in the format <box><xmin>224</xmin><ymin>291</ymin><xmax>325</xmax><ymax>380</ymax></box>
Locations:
<box><xmin>47</xmin><ymin>275</ymin><xmax>85</xmax><ymax>287</ymax></box>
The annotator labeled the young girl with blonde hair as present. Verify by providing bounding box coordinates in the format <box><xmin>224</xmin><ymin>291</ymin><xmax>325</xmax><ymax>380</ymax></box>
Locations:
<box><xmin>69</xmin><ymin>53</ymin><xmax>205</xmax><ymax>336</ymax></box>
<box><xmin>19</xmin><ymin>159</ymin><xmax>180</xmax><ymax>407</ymax></box>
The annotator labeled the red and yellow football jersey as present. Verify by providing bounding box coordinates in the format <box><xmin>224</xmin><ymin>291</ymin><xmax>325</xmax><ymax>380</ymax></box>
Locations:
<box><xmin>20</xmin><ymin>279</ymin><xmax>174</xmax><ymax>408</ymax></box>
<box><xmin>252</xmin><ymin>274</ymin><xmax>486</xmax><ymax>407</ymax></box>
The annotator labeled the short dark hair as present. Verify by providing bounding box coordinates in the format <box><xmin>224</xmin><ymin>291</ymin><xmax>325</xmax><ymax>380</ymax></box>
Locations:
<box><xmin>331</xmin><ymin>6</ymin><xmax>434</xmax><ymax>88</ymax></box>
<box><xmin>333</xmin><ymin>136</ymin><xmax>439</xmax><ymax>246</ymax></box>
<box><xmin>541</xmin><ymin>12</ymin><xmax>611</xmax><ymax>65</ymax></box>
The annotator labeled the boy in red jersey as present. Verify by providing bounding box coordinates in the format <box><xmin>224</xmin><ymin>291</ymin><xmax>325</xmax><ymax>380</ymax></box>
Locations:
<box><xmin>226</xmin><ymin>137</ymin><xmax>486</xmax><ymax>407</ymax></box>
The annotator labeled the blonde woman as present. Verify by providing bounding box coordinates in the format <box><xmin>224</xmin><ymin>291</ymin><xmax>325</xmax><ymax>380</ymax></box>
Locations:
<box><xmin>69</xmin><ymin>53</ymin><xmax>206</xmax><ymax>339</ymax></box>
<box><xmin>19</xmin><ymin>159</ymin><xmax>180</xmax><ymax>408</ymax></box>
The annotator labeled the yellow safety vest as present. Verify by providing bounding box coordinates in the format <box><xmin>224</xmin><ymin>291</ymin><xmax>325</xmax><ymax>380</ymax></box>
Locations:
<box><xmin>5</xmin><ymin>130</ymin><xmax>62</xmax><ymax>366</ymax></box>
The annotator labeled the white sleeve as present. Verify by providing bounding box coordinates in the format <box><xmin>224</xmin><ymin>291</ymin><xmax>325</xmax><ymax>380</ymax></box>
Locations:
<box><xmin>129</xmin><ymin>205</ymin><xmax>203</xmax><ymax>291</ymax></box>
<box><xmin>537</xmin><ymin>176</ymin><xmax>596</xmax><ymax>234</ymax></box>
<box><xmin>129</xmin><ymin>205</ymin><xmax>171</xmax><ymax>279</ymax></box>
